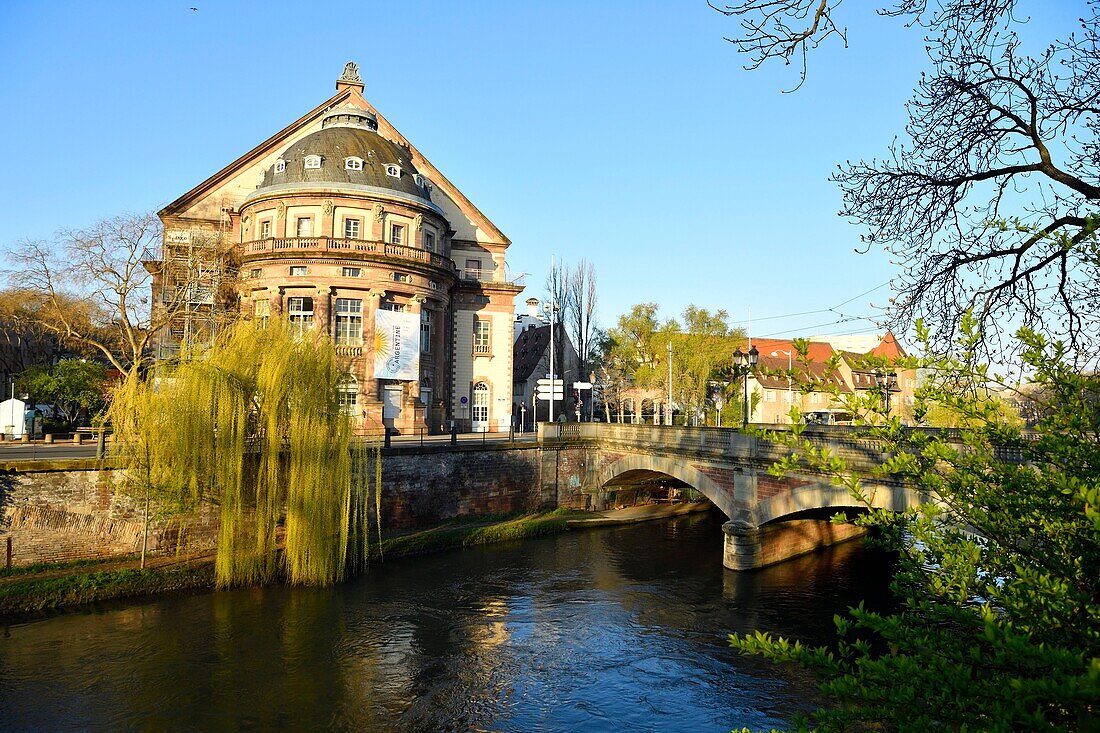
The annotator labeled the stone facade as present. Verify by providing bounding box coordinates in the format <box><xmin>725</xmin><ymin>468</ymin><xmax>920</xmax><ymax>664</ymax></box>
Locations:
<box><xmin>152</xmin><ymin>62</ymin><xmax>522</xmax><ymax>434</ymax></box>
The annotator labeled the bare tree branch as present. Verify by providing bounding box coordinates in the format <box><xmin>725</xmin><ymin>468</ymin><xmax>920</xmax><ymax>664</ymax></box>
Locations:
<box><xmin>717</xmin><ymin>0</ymin><xmax>1100</xmax><ymax>357</ymax></box>
<box><xmin>5</xmin><ymin>213</ymin><xmax>229</xmax><ymax>377</ymax></box>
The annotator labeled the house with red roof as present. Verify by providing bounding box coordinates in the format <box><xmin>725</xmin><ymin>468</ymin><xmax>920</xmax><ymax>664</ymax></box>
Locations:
<box><xmin>743</xmin><ymin>331</ymin><xmax>915</xmax><ymax>424</ymax></box>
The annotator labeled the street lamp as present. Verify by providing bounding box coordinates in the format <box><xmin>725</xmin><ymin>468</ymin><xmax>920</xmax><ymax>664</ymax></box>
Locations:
<box><xmin>666</xmin><ymin>341</ymin><xmax>673</xmax><ymax>426</ymax></box>
<box><xmin>708</xmin><ymin>381</ymin><xmax>725</xmax><ymax>426</ymax></box>
<box><xmin>771</xmin><ymin>349</ymin><xmax>793</xmax><ymax>421</ymax></box>
<box><xmin>732</xmin><ymin>345</ymin><xmax>759</xmax><ymax>429</ymax></box>
<box><xmin>875</xmin><ymin>368</ymin><xmax>898</xmax><ymax>417</ymax></box>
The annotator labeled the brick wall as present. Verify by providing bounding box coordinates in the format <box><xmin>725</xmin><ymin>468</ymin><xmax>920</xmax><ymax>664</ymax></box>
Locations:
<box><xmin>0</xmin><ymin>468</ymin><xmax>218</xmax><ymax>567</ymax></box>
<box><xmin>1</xmin><ymin>445</ymin><xmax>576</xmax><ymax>566</ymax></box>
<box><xmin>380</xmin><ymin>445</ymin><xmax>547</xmax><ymax>526</ymax></box>
<box><xmin>547</xmin><ymin>445</ymin><xmax>594</xmax><ymax>510</ymax></box>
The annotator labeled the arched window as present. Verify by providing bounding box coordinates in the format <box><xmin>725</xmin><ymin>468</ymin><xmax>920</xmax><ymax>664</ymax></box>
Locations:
<box><xmin>304</xmin><ymin>154</ymin><xmax>322</xmax><ymax>169</ymax></box>
<box><xmin>337</xmin><ymin>375</ymin><xmax>358</xmax><ymax>416</ymax></box>
<box><xmin>420</xmin><ymin>376</ymin><xmax>433</xmax><ymax>407</ymax></box>
<box><xmin>345</xmin><ymin>156</ymin><xmax>363</xmax><ymax>171</ymax></box>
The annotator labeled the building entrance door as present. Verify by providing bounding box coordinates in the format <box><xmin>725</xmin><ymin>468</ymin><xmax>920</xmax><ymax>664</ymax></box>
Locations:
<box><xmin>471</xmin><ymin>382</ymin><xmax>489</xmax><ymax>432</ymax></box>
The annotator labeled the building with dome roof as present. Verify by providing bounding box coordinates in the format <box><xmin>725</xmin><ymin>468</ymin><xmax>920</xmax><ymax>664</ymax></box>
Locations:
<box><xmin>153</xmin><ymin>62</ymin><xmax>524</xmax><ymax>434</ymax></box>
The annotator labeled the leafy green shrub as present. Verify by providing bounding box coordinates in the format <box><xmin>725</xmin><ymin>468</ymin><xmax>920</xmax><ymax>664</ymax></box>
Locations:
<box><xmin>731</xmin><ymin>328</ymin><xmax>1099</xmax><ymax>731</ymax></box>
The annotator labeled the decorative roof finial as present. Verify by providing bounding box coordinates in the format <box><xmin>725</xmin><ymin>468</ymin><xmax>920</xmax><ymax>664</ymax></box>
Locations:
<box><xmin>339</xmin><ymin>61</ymin><xmax>361</xmax><ymax>84</ymax></box>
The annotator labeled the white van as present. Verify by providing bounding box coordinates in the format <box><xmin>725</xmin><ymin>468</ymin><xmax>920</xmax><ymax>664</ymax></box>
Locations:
<box><xmin>803</xmin><ymin>410</ymin><xmax>855</xmax><ymax>426</ymax></box>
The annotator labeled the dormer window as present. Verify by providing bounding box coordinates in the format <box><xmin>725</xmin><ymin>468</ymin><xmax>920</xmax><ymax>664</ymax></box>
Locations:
<box><xmin>385</xmin><ymin>164</ymin><xmax>401</xmax><ymax>178</ymax></box>
<box><xmin>304</xmin><ymin>155</ymin><xmax>322</xmax><ymax>170</ymax></box>
<box><xmin>275</xmin><ymin>159</ymin><xmax>286</xmax><ymax>173</ymax></box>
<box><xmin>414</xmin><ymin>174</ymin><xmax>431</xmax><ymax>190</ymax></box>
<box><xmin>345</xmin><ymin>156</ymin><xmax>363</xmax><ymax>171</ymax></box>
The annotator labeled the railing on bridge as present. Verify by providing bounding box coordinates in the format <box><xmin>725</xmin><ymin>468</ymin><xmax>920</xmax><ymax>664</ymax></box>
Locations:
<box><xmin>537</xmin><ymin>422</ymin><xmax>1027</xmax><ymax>469</ymax></box>
<box><xmin>537</xmin><ymin>421</ymin><xmax>882</xmax><ymax>469</ymax></box>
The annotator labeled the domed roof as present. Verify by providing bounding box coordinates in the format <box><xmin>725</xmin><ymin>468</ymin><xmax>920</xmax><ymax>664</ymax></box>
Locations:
<box><xmin>254</xmin><ymin>110</ymin><xmax>433</xmax><ymax>203</ymax></box>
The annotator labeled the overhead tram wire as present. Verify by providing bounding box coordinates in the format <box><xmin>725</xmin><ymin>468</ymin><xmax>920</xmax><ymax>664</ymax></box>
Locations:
<box><xmin>758</xmin><ymin>315</ymin><xmax>881</xmax><ymax>339</ymax></box>
<box><xmin>726</xmin><ymin>281</ymin><xmax>892</xmax><ymax>328</ymax></box>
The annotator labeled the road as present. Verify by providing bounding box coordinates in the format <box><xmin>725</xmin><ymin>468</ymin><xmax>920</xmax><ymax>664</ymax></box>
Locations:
<box><xmin>0</xmin><ymin>431</ymin><xmax>537</xmax><ymax>461</ymax></box>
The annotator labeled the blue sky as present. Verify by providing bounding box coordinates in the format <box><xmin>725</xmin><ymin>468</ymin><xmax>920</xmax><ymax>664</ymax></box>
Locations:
<box><xmin>0</xmin><ymin>1</ymin><xmax>1079</xmax><ymax>343</ymax></box>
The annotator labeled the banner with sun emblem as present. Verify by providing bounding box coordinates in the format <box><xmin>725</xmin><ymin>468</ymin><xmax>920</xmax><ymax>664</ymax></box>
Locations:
<box><xmin>373</xmin><ymin>310</ymin><xmax>420</xmax><ymax>380</ymax></box>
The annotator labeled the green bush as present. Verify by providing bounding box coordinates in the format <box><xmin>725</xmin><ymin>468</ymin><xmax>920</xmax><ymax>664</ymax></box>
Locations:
<box><xmin>731</xmin><ymin>328</ymin><xmax>1100</xmax><ymax>731</ymax></box>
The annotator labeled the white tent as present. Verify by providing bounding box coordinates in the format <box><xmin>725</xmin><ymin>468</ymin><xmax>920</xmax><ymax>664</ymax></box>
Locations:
<box><xmin>0</xmin><ymin>397</ymin><xmax>26</xmax><ymax>438</ymax></box>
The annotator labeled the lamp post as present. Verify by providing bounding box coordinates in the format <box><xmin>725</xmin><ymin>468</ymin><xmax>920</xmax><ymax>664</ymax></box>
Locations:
<box><xmin>732</xmin><ymin>345</ymin><xmax>759</xmax><ymax>429</ymax></box>
<box><xmin>708</xmin><ymin>381</ymin><xmax>725</xmax><ymax>427</ymax></box>
<box><xmin>666</xmin><ymin>341</ymin><xmax>673</xmax><ymax>426</ymax></box>
<box><xmin>771</xmin><ymin>349</ymin><xmax>793</xmax><ymax>422</ymax></box>
<box><xmin>543</xmin><ymin>291</ymin><xmax>559</xmax><ymax>423</ymax></box>
<box><xmin>589</xmin><ymin>371</ymin><xmax>596</xmax><ymax>422</ymax></box>
<box><xmin>875</xmin><ymin>368</ymin><xmax>898</xmax><ymax>417</ymax></box>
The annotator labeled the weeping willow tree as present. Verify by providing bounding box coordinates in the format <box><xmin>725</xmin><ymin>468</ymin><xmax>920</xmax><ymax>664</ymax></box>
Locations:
<box><xmin>109</xmin><ymin>320</ymin><xmax>381</xmax><ymax>587</ymax></box>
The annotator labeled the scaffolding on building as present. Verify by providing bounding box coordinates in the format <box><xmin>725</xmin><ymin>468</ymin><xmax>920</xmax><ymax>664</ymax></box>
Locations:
<box><xmin>149</xmin><ymin>208</ymin><xmax>238</xmax><ymax>360</ymax></box>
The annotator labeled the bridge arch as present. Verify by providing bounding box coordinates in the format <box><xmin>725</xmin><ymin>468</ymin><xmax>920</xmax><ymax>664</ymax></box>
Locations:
<box><xmin>754</xmin><ymin>478</ymin><xmax>923</xmax><ymax>526</ymax></box>
<box><xmin>596</xmin><ymin>453</ymin><xmax>737</xmax><ymax>518</ymax></box>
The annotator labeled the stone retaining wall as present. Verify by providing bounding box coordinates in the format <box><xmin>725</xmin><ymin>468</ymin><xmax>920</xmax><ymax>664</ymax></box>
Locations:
<box><xmin>1</xmin><ymin>445</ymin><xmax>573</xmax><ymax>567</ymax></box>
<box><xmin>0</xmin><ymin>467</ymin><xmax>219</xmax><ymax>566</ymax></box>
<box><xmin>379</xmin><ymin>445</ymin><xmax>551</xmax><ymax>526</ymax></box>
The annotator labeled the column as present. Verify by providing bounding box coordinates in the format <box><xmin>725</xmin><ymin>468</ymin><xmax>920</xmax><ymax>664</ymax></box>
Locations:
<box><xmin>271</xmin><ymin>287</ymin><xmax>285</xmax><ymax>316</ymax></box>
<box><xmin>315</xmin><ymin>287</ymin><xmax>333</xmax><ymax>336</ymax></box>
<box><xmin>363</xmin><ymin>288</ymin><xmax>386</xmax><ymax>422</ymax></box>
<box><xmin>401</xmin><ymin>295</ymin><xmax>427</xmax><ymax>431</ymax></box>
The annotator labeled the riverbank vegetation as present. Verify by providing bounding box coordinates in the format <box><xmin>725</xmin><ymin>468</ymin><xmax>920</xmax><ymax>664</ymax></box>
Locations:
<box><xmin>0</xmin><ymin>510</ymin><xmax>583</xmax><ymax>622</ymax></box>
<box><xmin>110</xmin><ymin>321</ymin><xmax>381</xmax><ymax>589</ymax></box>
<box><xmin>0</xmin><ymin>562</ymin><xmax>214</xmax><ymax>619</ymax></box>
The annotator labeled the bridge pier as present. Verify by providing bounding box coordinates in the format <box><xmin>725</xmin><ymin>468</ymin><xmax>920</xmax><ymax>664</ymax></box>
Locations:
<box><xmin>722</xmin><ymin>518</ymin><xmax>868</xmax><ymax>571</ymax></box>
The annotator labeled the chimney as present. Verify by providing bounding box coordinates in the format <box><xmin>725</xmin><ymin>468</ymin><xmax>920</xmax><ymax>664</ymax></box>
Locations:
<box><xmin>526</xmin><ymin>297</ymin><xmax>540</xmax><ymax>319</ymax></box>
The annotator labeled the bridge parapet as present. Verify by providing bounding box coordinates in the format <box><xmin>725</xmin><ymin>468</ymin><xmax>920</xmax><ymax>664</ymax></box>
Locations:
<box><xmin>538</xmin><ymin>422</ymin><xmax>891</xmax><ymax>474</ymax></box>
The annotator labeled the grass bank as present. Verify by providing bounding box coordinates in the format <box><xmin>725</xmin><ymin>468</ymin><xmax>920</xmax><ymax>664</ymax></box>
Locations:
<box><xmin>0</xmin><ymin>564</ymin><xmax>214</xmax><ymax>621</ymax></box>
<box><xmin>0</xmin><ymin>510</ymin><xmax>583</xmax><ymax>622</ymax></box>
<box><xmin>377</xmin><ymin>508</ymin><xmax>582</xmax><ymax>559</ymax></box>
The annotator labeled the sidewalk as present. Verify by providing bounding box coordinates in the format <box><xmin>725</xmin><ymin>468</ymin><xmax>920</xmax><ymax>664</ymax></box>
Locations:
<box><xmin>566</xmin><ymin>500</ymin><xmax>713</xmax><ymax>528</ymax></box>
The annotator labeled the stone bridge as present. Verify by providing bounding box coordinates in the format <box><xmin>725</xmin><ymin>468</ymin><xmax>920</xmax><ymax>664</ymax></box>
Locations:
<box><xmin>538</xmin><ymin>422</ymin><xmax>924</xmax><ymax>570</ymax></box>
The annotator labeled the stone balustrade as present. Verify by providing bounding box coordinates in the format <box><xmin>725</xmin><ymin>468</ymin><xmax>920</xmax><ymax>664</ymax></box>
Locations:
<box><xmin>242</xmin><ymin>237</ymin><xmax>456</xmax><ymax>272</ymax></box>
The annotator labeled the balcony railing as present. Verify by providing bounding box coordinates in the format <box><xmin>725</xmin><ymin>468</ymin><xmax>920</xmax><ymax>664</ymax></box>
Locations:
<box><xmin>243</xmin><ymin>237</ymin><xmax>455</xmax><ymax>272</ymax></box>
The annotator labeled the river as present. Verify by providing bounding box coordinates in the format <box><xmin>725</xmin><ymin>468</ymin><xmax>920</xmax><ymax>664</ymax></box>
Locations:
<box><xmin>0</xmin><ymin>511</ymin><xmax>894</xmax><ymax>732</ymax></box>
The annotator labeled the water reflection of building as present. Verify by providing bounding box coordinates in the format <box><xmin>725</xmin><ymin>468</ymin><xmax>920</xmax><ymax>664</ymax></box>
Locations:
<box><xmin>152</xmin><ymin>62</ymin><xmax>523</xmax><ymax>433</ymax></box>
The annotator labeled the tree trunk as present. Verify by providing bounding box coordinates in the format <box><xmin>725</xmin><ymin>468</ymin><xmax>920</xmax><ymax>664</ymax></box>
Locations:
<box><xmin>141</xmin><ymin>491</ymin><xmax>150</xmax><ymax>569</ymax></box>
